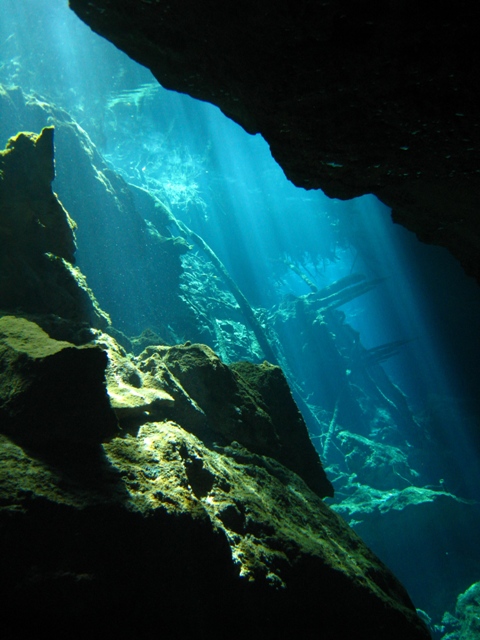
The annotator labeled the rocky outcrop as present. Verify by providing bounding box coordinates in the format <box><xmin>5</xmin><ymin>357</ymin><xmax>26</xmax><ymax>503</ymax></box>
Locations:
<box><xmin>0</xmin><ymin>317</ymin><xmax>430</xmax><ymax>638</ymax></box>
<box><xmin>0</xmin><ymin>87</ymin><xmax>192</xmax><ymax>339</ymax></box>
<box><xmin>0</xmin><ymin>315</ymin><xmax>118</xmax><ymax>452</ymax></box>
<box><xmin>109</xmin><ymin>340</ymin><xmax>333</xmax><ymax>498</ymax></box>
<box><xmin>0</xmin><ymin>126</ymin><xmax>108</xmax><ymax>328</ymax></box>
<box><xmin>69</xmin><ymin>0</ymin><xmax>480</xmax><ymax>283</ymax></box>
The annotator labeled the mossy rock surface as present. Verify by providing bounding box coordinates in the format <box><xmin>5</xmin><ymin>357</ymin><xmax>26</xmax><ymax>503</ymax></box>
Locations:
<box><xmin>0</xmin><ymin>315</ymin><xmax>118</xmax><ymax>450</ymax></box>
<box><xmin>0</xmin><ymin>318</ymin><xmax>430</xmax><ymax>638</ymax></box>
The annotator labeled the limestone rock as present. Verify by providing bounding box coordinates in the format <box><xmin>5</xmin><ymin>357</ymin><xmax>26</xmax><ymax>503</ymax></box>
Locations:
<box><xmin>103</xmin><ymin>338</ymin><xmax>333</xmax><ymax>498</ymax></box>
<box><xmin>99</xmin><ymin>333</ymin><xmax>176</xmax><ymax>427</ymax></box>
<box><xmin>0</xmin><ymin>319</ymin><xmax>431</xmax><ymax>637</ymax></box>
<box><xmin>0</xmin><ymin>315</ymin><xmax>118</xmax><ymax>449</ymax></box>
<box><xmin>0</xmin><ymin>414</ymin><xmax>430</xmax><ymax>639</ymax></box>
<box><xmin>0</xmin><ymin>126</ymin><xmax>109</xmax><ymax>328</ymax></box>
<box><xmin>0</xmin><ymin>85</ymin><xmax>196</xmax><ymax>338</ymax></box>
<box><xmin>232</xmin><ymin>359</ymin><xmax>333</xmax><ymax>499</ymax></box>
<box><xmin>439</xmin><ymin>582</ymin><xmax>480</xmax><ymax>639</ymax></box>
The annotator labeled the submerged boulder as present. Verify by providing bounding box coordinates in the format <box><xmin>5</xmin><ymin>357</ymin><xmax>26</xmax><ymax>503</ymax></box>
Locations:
<box><xmin>0</xmin><ymin>319</ymin><xmax>430</xmax><ymax>638</ymax></box>
<box><xmin>0</xmin><ymin>315</ymin><xmax>118</xmax><ymax>450</ymax></box>
<box><xmin>0</xmin><ymin>88</ymin><xmax>429</xmax><ymax>640</ymax></box>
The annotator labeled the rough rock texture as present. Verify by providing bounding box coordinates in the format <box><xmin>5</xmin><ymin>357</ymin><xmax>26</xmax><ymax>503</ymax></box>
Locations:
<box><xmin>69</xmin><ymin>0</ymin><xmax>480</xmax><ymax>283</ymax></box>
<box><xmin>0</xmin><ymin>319</ymin><xmax>430</xmax><ymax>638</ymax></box>
<box><xmin>439</xmin><ymin>582</ymin><xmax>480</xmax><ymax>639</ymax></box>
<box><xmin>0</xmin><ymin>315</ymin><xmax>118</xmax><ymax>451</ymax></box>
<box><xmin>0</xmin><ymin>125</ymin><xmax>108</xmax><ymax>328</ymax></box>
<box><xmin>232</xmin><ymin>359</ymin><xmax>331</xmax><ymax>497</ymax></box>
<box><xmin>0</xmin><ymin>116</ymin><xmax>429</xmax><ymax>634</ymax></box>
<box><xmin>102</xmin><ymin>335</ymin><xmax>333</xmax><ymax>499</ymax></box>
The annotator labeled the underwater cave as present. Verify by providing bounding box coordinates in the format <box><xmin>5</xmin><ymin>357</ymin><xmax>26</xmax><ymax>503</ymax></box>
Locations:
<box><xmin>1</xmin><ymin>1</ymin><xmax>479</xmax><ymax>638</ymax></box>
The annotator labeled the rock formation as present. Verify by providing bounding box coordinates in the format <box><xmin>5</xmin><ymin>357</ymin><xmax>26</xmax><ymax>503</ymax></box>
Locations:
<box><xmin>0</xmin><ymin>124</ymin><xmax>430</xmax><ymax>636</ymax></box>
<box><xmin>333</xmin><ymin>479</ymin><xmax>480</xmax><ymax>622</ymax></box>
<box><xmin>0</xmin><ymin>125</ymin><xmax>108</xmax><ymax>329</ymax></box>
<box><xmin>0</xmin><ymin>86</ymin><xmax>192</xmax><ymax>339</ymax></box>
<box><xmin>0</xmin><ymin>314</ymin><xmax>429</xmax><ymax>638</ymax></box>
<box><xmin>68</xmin><ymin>0</ymin><xmax>480</xmax><ymax>284</ymax></box>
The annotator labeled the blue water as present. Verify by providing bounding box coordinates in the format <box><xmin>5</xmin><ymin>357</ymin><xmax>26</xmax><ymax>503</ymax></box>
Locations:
<box><xmin>2</xmin><ymin>0</ymin><xmax>480</xmax><ymax>634</ymax></box>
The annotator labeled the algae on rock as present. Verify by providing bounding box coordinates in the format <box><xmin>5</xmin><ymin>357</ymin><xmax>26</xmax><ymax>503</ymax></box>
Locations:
<box><xmin>0</xmin><ymin>315</ymin><xmax>118</xmax><ymax>450</ymax></box>
<box><xmin>101</xmin><ymin>335</ymin><xmax>333</xmax><ymax>499</ymax></box>
<box><xmin>0</xmin><ymin>318</ymin><xmax>430</xmax><ymax>639</ymax></box>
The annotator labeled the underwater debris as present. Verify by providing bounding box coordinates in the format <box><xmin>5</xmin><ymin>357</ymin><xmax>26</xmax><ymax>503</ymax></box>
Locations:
<box><xmin>313</xmin><ymin>274</ymin><xmax>386</xmax><ymax>314</ymax></box>
<box><xmin>284</xmin><ymin>258</ymin><xmax>319</xmax><ymax>292</ymax></box>
<box><xmin>361</xmin><ymin>338</ymin><xmax>414</xmax><ymax>367</ymax></box>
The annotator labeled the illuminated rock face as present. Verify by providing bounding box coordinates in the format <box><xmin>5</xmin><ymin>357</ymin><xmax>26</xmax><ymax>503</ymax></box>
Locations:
<box><xmin>0</xmin><ymin>126</ymin><xmax>108</xmax><ymax>328</ymax></box>
<box><xmin>69</xmin><ymin>0</ymin><xmax>480</xmax><ymax>283</ymax></box>
<box><xmin>0</xmin><ymin>317</ymin><xmax>430</xmax><ymax>638</ymax></box>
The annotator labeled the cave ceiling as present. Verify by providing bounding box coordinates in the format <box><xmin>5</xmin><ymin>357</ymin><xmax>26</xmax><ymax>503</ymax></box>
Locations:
<box><xmin>69</xmin><ymin>0</ymin><xmax>480</xmax><ymax>283</ymax></box>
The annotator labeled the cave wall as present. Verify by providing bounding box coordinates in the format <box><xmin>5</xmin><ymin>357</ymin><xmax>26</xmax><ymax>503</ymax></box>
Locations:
<box><xmin>69</xmin><ymin>0</ymin><xmax>480</xmax><ymax>283</ymax></box>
